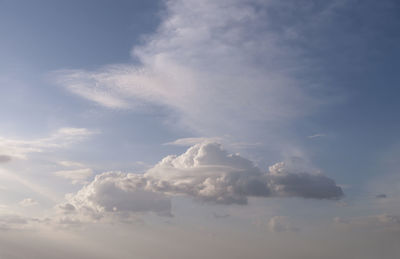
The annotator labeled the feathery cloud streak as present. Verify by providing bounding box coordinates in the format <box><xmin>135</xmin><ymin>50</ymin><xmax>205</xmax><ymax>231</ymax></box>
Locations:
<box><xmin>54</xmin><ymin>0</ymin><xmax>323</xmax><ymax>140</ymax></box>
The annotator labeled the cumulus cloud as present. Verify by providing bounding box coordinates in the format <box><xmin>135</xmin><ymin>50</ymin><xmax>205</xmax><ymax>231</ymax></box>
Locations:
<box><xmin>60</xmin><ymin>143</ymin><xmax>342</xmax><ymax>221</ymax></box>
<box><xmin>59</xmin><ymin>172</ymin><xmax>172</xmax><ymax>220</ymax></box>
<box><xmin>268</xmin><ymin>160</ymin><xmax>344</xmax><ymax>199</ymax></box>
<box><xmin>145</xmin><ymin>143</ymin><xmax>343</xmax><ymax>204</ymax></box>
<box><xmin>55</xmin><ymin>168</ymin><xmax>93</xmax><ymax>185</ymax></box>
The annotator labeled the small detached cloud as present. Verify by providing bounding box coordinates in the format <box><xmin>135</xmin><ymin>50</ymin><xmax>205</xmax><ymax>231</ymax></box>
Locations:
<box><xmin>58</xmin><ymin>160</ymin><xmax>85</xmax><ymax>168</ymax></box>
<box><xmin>308</xmin><ymin>134</ymin><xmax>326</xmax><ymax>139</ymax></box>
<box><xmin>55</xmin><ymin>168</ymin><xmax>93</xmax><ymax>185</ymax></box>
<box><xmin>19</xmin><ymin>198</ymin><xmax>39</xmax><ymax>207</ymax></box>
<box><xmin>165</xmin><ymin>137</ymin><xmax>222</xmax><ymax>146</ymax></box>
<box><xmin>376</xmin><ymin>194</ymin><xmax>387</xmax><ymax>199</ymax></box>
<box><xmin>58</xmin><ymin>142</ymin><xmax>343</xmax><ymax>222</ymax></box>
<box><xmin>213</xmin><ymin>212</ymin><xmax>230</xmax><ymax>219</ymax></box>
<box><xmin>267</xmin><ymin>216</ymin><xmax>299</xmax><ymax>232</ymax></box>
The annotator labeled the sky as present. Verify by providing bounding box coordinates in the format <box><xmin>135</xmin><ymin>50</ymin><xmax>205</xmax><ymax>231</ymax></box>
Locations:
<box><xmin>0</xmin><ymin>0</ymin><xmax>400</xmax><ymax>258</ymax></box>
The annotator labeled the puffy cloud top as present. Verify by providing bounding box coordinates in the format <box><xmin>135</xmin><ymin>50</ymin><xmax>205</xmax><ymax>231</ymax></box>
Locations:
<box><xmin>146</xmin><ymin>143</ymin><xmax>343</xmax><ymax>204</ymax></box>
<box><xmin>61</xmin><ymin>172</ymin><xmax>172</xmax><ymax>219</ymax></box>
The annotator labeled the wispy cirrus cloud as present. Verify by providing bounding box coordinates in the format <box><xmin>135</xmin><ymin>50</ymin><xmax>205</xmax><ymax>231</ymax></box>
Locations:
<box><xmin>53</xmin><ymin>0</ymin><xmax>333</xmax><ymax>147</ymax></box>
<box><xmin>0</xmin><ymin>127</ymin><xmax>97</xmax><ymax>159</ymax></box>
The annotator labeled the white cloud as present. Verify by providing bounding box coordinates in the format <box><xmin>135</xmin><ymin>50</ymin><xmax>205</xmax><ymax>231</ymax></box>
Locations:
<box><xmin>59</xmin><ymin>172</ymin><xmax>172</xmax><ymax>220</ymax></box>
<box><xmin>59</xmin><ymin>142</ymin><xmax>342</xmax><ymax>221</ymax></box>
<box><xmin>58</xmin><ymin>161</ymin><xmax>85</xmax><ymax>168</ymax></box>
<box><xmin>145</xmin><ymin>142</ymin><xmax>270</xmax><ymax>204</ymax></box>
<box><xmin>54</xmin><ymin>0</ymin><xmax>322</xmax><ymax>144</ymax></box>
<box><xmin>165</xmin><ymin>137</ymin><xmax>222</xmax><ymax>146</ymax></box>
<box><xmin>19</xmin><ymin>198</ymin><xmax>39</xmax><ymax>207</ymax></box>
<box><xmin>0</xmin><ymin>127</ymin><xmax>96</xmax><ymax>159</ymax></box>
<box><xmin>55</xmin><ymin>168</ymin><xmax>93</xmax><ymax>185</ymax></box>
<box><xmin>307</xmin><ymin>134</ymin><xmax>327</xmax><ymax>139</ymax></box>
<box><xmin>145</xmin><ymin>142</ymin><xmax>343</xmax><ymax>203</ymax></box>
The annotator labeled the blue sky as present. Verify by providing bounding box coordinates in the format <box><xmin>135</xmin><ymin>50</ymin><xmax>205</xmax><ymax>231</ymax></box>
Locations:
<box><xmin>0</xmin><ymin>0</ymin><xmax>400</xmax><ymax>258</ymax></box>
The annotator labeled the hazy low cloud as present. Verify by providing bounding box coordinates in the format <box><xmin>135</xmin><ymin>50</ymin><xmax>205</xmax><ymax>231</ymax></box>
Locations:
<box><xmin>60</xmin><ymin>142</ymin><xmax>342</xmax><ymax>221</ymax></box>
<box><xmin>267</xmin><ymin>216</ymin><xmax>299</xmax><ymax>233</ymax></box>
<box><xmin>0</xmin><ymin>214</ymin><xmax>29</xmax><ymax>231</ymax></box>
<box><xmin>334</xmin><ymin>214</ymin><xmax>400</xmax><ymax>232</ymax></box>
<box><xmin>0</xmin><ymin>155</ymin><xmax>12</xmax><ymax>163</ymax></box>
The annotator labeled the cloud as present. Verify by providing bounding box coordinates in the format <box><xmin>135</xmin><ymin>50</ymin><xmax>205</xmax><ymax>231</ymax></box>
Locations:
<box><xmin>59</xmin><ymin>172</ymin><xmax>172</xmax><ymax>220</ymax></box>
<box><xmin>268</xmin><ymin>160</ymin><xmax>344</xmax><ymax>199</ymax></box>
<box><xmin>54</xmin><ymin>0</ymin><xmax>324</xmax><ymax>143</ymax></box>
<box><xmin>376</xmin><ymin>194</ymin><xmax>387</xmax><ymax>199</ymax></box>
<box><xmin>145</xmin><ymin>142</ymin><xmax>343</xmax><ymax>203</ymax></box>
<box><xmin>267</xmin><ymin>216</ymin><xmax>299</xmax><ymax>232</ymax></box>
<box><xmin>307</xmin><ymin>134</ymin><xmax>326</xmax><ymax>139</ymax></box>
<box><xmin>0</xmin><ymin>214</ymin><xmax>32</xmax><ymax>231</ymax></box>
<box><xmin>55</xmin><ymin>168</ymin><xmax>93</xmax><ymax>185</ymax></box>
<box><xmin>0</xmin><ymin>155</ymin><xmax>11</xmax><ymax>163</ymax></box>
<box><xmin>165</xmin><ymin>137</ymin><xmax>222</xmax><ymax>146</ymax></box>
<box><xmin>213</xmin><ymin>212</ymin><xmax>230</xmax><ymax>219</ymax></box>
<box><xmin>334</xmin><ymin>214</ymin><xmax>400</xmax><ymax>232</ymax></box>
<box><xmin>0</xmin><ymin>127</ymin><xmax>96</xmax><ymax>159</ymax></box>
<box><xmin>60</xmin><ymin>142</ymin><xmax>342</xmax><ymax>221</ymax></box>
<box><xmin>145</xmin><ymin>142</ymin><xmax>270</xmax><ymax>204</ymax></box>
<box><xmin>58</xmin><ymin>161</ymin><xmax>85</xmax><ymax>168</ymax></box>
<box><xmin>19</xmin><ymin>198</ymin><xmax>39</xmax><ymax>207</ymax></box>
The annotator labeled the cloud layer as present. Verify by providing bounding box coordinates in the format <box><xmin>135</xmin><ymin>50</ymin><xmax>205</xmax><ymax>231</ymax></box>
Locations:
<box><xmin>60</xmin><ymin>142</ymin><xmax>342</xmax><ymax>220</ymax></box>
